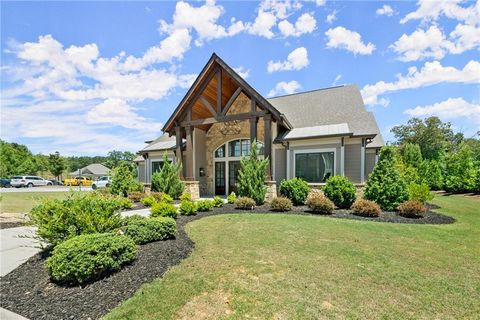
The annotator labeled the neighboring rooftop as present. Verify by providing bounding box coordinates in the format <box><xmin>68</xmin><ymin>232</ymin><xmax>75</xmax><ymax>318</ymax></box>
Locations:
<box><xmin>69</xmin><ymin>163</ymin><xmax>110</xmax><ymax>176</ymax></box>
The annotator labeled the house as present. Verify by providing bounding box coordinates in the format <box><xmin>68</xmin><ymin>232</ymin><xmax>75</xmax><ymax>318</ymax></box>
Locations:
<box><xmin>69</xmin><ymin>163</ymin><xmax>110</xmax><ymax>179</ymax></box>
<box><xmin>136</xmin><ymin>53</ymin><xmax>383</xmax><ymax>199</ymax></box>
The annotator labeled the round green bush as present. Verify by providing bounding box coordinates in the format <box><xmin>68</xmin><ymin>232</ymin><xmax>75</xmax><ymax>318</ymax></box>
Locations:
<box><xmin>46</xmin><ymin>233</ymin><xmax>136</xmax><ymax>284</ymax></box>
<box><xmin>227</xmin><ymin>192</ymin><xmax>237</xmax><ymax>204</ymax></box>
<box><xmin>196</xmin><ymin>199</ymin><xmax>214</xmax><ymax>212</ymax></box>
<box><xmin>212</xmin><ymin>196</ymin><xmax>224</xmax><ymax>207</ymax></box>
<box><xmin>150</xmin><ymin>202</ymin><xmax>178</xmax><ymax>218</ymax></box>
<box><xmin>123</xmin><ymin>217</ymin><xmax>176</xmax><ymax>244</ymax></box>
<box><xmin>179</xmin><ymin>200</ymin><xmax>197</xmax><ymax>215</ymax></box>
<box><xmin>141</xmin><ymin>195</ymin><xmax>156</xmax><ymax>207</ymax></box>
<box><xmin>323</xmin><ymin>176</ymin><xmax>356</xmax><ymax>209</ymax></box>
<box><xmin>279</xmin><ymin>178</ymin><xmax>311</xmax><ymax>205</ymax></box>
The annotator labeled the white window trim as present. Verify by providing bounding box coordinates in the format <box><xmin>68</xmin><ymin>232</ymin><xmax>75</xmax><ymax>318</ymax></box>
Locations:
<box><xmin>292</xmin><ymin>148</ymin><xmax>337</xmax><ymax>183</ymax></box>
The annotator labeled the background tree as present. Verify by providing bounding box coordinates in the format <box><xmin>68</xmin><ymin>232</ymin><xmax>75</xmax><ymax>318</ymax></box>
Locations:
<box><xmin>401</xmin><ymin>143</ymin><xmax>423</xmax><ymax>168</ymax></box>
<box><xmin>49</xmin><ymin>152</ymin><xmax>66</xmax><ymax>180</ymax></box>
<box><xmin>237</xmin><ymin>141</ymin><xmax>268</xmax><ymax>205</ymax></box>
<box><xmin>443</xmin><ymin>143</ymin><xmax>476</xmax><ymax>193</ymax></box>
<box><xmin>105</xmin><ymin>150</ymin><xmax>136</xmax><ymax>175</ymax></box>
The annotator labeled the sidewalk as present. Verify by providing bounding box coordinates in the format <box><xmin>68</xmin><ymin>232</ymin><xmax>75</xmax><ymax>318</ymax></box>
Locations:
<box><xmin>0</xmin><ymin>226</ymin><xmax>41</xmax><ymax>277</ymax></box>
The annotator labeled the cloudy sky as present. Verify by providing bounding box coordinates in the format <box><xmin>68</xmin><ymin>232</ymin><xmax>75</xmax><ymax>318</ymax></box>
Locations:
<box><xmin>1</xmin><ymin>0</ymin><xmax>479</xmax><ymax>155</ymax></box>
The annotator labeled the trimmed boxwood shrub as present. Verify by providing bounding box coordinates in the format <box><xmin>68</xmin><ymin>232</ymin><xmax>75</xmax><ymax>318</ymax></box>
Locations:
<box><xmin>179</xmin><ymin>200</ymin><xmax>197</xmax><ymax>215</ymax></box>
<box><xmin>29</xmin><ymin>192</ymin><xmax>124</xmax><ymax>246</ymax></box>
<box><xmin>364</xmin><ymin>146</ymin><xmax>409</xmax><ymax>211</ymax></box>
<box><xmin>150</xmin><ymin>202</ymin><xmax>178</xmax><ymax>219</ymax></box>
<box><xmin>279</xmin><ymin>178</ymin><xmax>311</xmax><ymax>205</ymax></box>
<box><xmin>227</xmin><ymin>192</ymin><xmax>237</xmax><ymax>204</ymax></box>
<box><xmin>122</xmin><ymin>217</ymin><xmax>176</xmax><ymax>244</ymax></box>
<box><xmin>212</xmin><ymin>196</ymin><xmax>224</xmax><ymax>207</ymax></box>
<box><xmin>323</xmin><ymin>176</ymin><xmax>356</xmax><ymax>209</ymax></box>
<box><xmin>235</xmin><ymin>197</ymin><xmax>256</xmax><ymax>210</ymax></box>
<box><xmin>270</xmin><ymin>197</ymin><xmax>292</xmax><ymax>212</ymax></box>
<box><xmin>141</xmin><ymin>195</ymin><xmax>156</xmax><ymax>207</ymax></box>
<box><xmin>196</xmin><ymin>199</ymin><xmax>214</xmax><ymax>212</ymax></box>
<box><xmin>305</xmin><ymin>193</ymin><xmax>334</xmax><ymax>214</ymax></box>
<box><xmin>46</xmin><ymin>233</ymin><xmax>136</xmax><ymax>284</ymax></box>
<box><xmin>351</xmin><ymin>199</ymin><xmax>381</xmax><ymax>217</ymax></box>
<box><xmin>397</xmin><ymin>200</ymin><xmax>426</xmax><ymax>218</ymax></box>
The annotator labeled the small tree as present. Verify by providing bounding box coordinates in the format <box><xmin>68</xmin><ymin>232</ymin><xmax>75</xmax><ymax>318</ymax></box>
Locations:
<box><xmin>49</xmin><ymin>151</ymin><xmax>66</xmax><ymax>180</ymax></box>
<box><xmin>151</xmin><ymin>153</ymin><xmax>184</xmax><ymax>199</ymax></box>
<box><xmin>364</xmin><ymin>146</ymin><xmax>409</xmax><ymax>211</ymax></box>
<box><xmin>237</xmin><ymin>140</ymin><xmax>268</xmax><ymax>205</ymax></box>
<box><xmin>418</xmin><ymin>159</ymin><xmax>444</xmax><ymax>190</ymax></box>
<box><xmin>402</xmin><ymin>143</ymin><xmax>423</xmax><ymax>168</ymax></box>
<box><xmin>110</xmin><ymin>162</ymin><xmax>137</xmax><ymax>197</ymax></box>
<box><xmin>444</xmin><ymin>143</ymin><xmax>475</xmax><ymax>193</ymax></box>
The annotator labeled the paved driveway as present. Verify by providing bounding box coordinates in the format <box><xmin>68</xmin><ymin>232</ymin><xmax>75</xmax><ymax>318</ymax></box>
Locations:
<box><xmin>1</xmin><ymin>186</ymin><xmax>92</xmax><ymax>193</ymax></box>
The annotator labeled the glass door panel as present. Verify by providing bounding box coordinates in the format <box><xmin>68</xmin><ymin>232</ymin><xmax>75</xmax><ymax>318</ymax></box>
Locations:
<box><xmin>215</xmin><ymin>162</ymin><xmax>226</xmax><ymax>195</ymax></box>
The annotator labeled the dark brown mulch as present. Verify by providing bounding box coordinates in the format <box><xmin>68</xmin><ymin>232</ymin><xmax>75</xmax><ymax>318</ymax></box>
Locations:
<box><xmin>0</xmin><ymin>204</ymin><xmax>454</xmax><ymax>320</ymax></box>
<box><xmin>0</xmin><ymin>222</ymin><xmax>26</xmax><ymax>229</ymax></box>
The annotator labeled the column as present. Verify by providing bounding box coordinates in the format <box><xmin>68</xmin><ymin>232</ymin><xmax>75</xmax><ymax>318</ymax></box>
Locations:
<box><xmin>175</xmin><ymin>125</ymin><xmax>183</xmax><ymax>179</ymax></box>
<box><xmin>286</xmin><ymin>143</ymin><xmax>291</xmax><ymax>179</ymax></box>
<box><xmin>264</xmin><ymin>114</ymin><xmax>272</xmax><ymax>180</ymax></box>
<box><xmin>185</xmin><ymin>125</ymin><xmax>194</xmax><ymax>180</ymax></box>
<box><xmin>360</xmin><ymin>138</ymin><xmax>366</xmax><ymax>183</ymax></box>
<box><xmin>340</xmin><ymin>137</ymin><xmax>345</xmax><ymax>176</ymax></box>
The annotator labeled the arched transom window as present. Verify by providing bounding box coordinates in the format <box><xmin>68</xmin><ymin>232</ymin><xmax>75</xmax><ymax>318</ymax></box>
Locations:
<box><xmin>215</xmin><ymin>139</ymin><xmax>264</xmax><ymax>159</ymax></box>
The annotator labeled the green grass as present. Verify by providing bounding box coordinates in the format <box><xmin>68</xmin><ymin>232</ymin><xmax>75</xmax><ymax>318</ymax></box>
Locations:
<box><xmin>104</xmin><ymin>194</ymin><xmax>480</xmax><ymax>319</ymax></box>
<box><xmin>0</xmin><ymin>192</ymin><xmax>70</xmax><ymax>213</ymax></box>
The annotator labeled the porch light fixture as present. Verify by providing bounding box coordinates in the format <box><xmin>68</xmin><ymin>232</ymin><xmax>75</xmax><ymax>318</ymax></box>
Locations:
<box><xmin>199</xmin><ymin>167</ymin><xmax>205</xmax><ymax>177</ymax></box>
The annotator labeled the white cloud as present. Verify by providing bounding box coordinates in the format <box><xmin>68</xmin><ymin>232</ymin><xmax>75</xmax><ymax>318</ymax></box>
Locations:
<box><xmin>315</xmin><ymin>0</ymin><xmax>326</xmax><ymax>6</ymax></box>
<box><xmin>376</xmin><ymin>5</ymin><xmax>395</xmax><ymax>16</ymax></box>
<box><xmin>405</xmin><ymin>97</ymin><xmax>480</xmax><ymax>124</ymax></box>
<box><xmin>326</xmin><ymin>10</ymin><xmax>337</xmax><ymax>24</ymax></box>
<box><xmin>325</xmin><ymin>26</ymin><xmax>376</xmax><ymax>55</ymax></box>
<box><xmin>247</xmin><ymin>10</ymin><xmax>277</xmax><ymax>38</ymax></box>
<box><xmin>233</xmin><ymin>66</ymin><xmax>250</xmax><ymax>79</ymax></box>
<box><xmin>267</xmin><ymin>47</ymin><xmax>309</xmax><ymax>72</ymax></box>
<box><xmin>278</xmin><ymin>12</ymin><xmax>316</xmax><ymax>37</ymax></box>
<box><xmin>391</xmin><ymin>24</ymin><xmax>480</xmax><ymax>61</ymax></box>
<box><xmin>361</xmin><ymin>60</ymin><xmax>480</xmax><ymax>106</ymax></box>
<box><xmin>267</xmin><ymin>80</ymin><xmax>301</xmax><ymax>97</ymax></box>
<box><xmin>400</xmin><ymin>0</ymin><xmax>479</xmax><ymax>26</ymax></box>
<box><xmin>259</xmin><ymin>0</ymin><xmax>303</xmax><ymax>20</ymax></box>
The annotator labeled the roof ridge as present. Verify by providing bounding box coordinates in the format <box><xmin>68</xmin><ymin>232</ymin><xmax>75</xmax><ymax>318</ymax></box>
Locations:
<box><xmin>267</xmin><ymin>84</ymin><xmax>354</xmax><ymax>99</ymax></box>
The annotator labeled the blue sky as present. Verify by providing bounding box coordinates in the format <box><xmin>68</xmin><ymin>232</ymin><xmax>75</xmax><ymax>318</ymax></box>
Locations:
<box><xmin>1</xmin><ymin>0</ymin><xmax>479</xmax><ymax>155</ymax></box>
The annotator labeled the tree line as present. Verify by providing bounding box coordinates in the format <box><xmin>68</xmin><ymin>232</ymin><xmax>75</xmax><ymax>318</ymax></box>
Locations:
<box><xmin>0</xmin><ymin>140</ymin><xmax>137</xmax><ymax>180</ymax></box>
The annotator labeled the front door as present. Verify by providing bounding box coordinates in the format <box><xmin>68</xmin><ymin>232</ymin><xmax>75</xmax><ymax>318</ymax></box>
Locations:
<box><xmin>214</xmin><ymin>162</ymin><xmax>226</xmax><ymax>195</ymax></box>
<box><xmin>228</xmin><ymin>161</ymin><xmax>241</xmax><ymax>194</ymax></box>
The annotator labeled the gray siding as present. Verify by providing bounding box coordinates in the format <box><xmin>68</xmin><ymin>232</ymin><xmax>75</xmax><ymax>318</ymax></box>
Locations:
<box><xmin>274</xmin><ymin>148</ymin><xmax>286</xmax><ymax>183</ymax></box>
<box><xmin>345</xmin><ymin>144</ymin><xmax>361</xmax><ymax>183</ymax></box>
<box><xmin>365</xmin><ymin>152</ymin><xmax>376</xmax><ymax>178</ymax></box>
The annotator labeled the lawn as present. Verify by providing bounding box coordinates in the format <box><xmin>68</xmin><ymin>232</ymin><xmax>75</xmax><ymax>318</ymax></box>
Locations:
<box><xmin>0</xmin><ymin>192</ymin><xmax>71</xmax><ymax>213</ymax></box>
<box><xmin>105</xmin><ymin>194</ymin><xmax>480</xmax><ymax>319</ymax></box>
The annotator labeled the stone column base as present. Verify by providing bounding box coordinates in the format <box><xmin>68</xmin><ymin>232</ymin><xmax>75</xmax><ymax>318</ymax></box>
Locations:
<box><xmin>143</xmin><ymin>183</ymin><xmax>151</xmax><ymax>195</ymax></box>
<box><xmin>183</xmin><ymin>181</ymin><xmax>200</xmax><ymax>201</ymax></box>
<box><xmin>264</xmin><ymin>181</ymin><xmax>277</xmax><ymax>203</ymax></box>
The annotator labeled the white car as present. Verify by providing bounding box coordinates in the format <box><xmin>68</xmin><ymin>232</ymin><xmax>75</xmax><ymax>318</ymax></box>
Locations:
<box><xmin>10</xmin><ymin>176</ymin><xmax>53</xmax><ymax>188</ymax></box>
<box><xmin>92</xmin><ymin>176</ymin><xmax>111</xmax><ymax>189</ymax></box>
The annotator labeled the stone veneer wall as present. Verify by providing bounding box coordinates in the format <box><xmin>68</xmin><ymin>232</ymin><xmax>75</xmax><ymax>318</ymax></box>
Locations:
<box><xmin>204</xmin><ymin>92</ymin><xmax>265</xmax><ymax>195</ymax></box>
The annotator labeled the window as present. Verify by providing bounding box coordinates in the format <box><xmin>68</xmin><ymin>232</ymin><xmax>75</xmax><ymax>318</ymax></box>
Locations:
<box><xmin>295</xmin><ymin>151</ymin><xmax>334</xmax><ymax>183</ymax></box>
<box><xmin>241</xmin><ymin>140</ymin><xmax>250</xmax><ymax>156</ymax></box>
<box><xmin>215</xmin><ymin>145</ymin><xmax>225</xmax><ymax>158</ymax></box>
<box><xmin>151</xmin><ymin>161</ymin><xmax>165</xmax><ymax>174</ymax></box>
<box><xmin>229</xmin><ymin>140</ymin><xmax>241</xmax><ymax>157</ymax></box>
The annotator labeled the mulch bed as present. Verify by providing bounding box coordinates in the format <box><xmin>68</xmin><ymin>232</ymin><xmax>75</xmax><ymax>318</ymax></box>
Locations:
<box><xmin>0</xmin><ymin>204</ymin><xmax>454</xmax><ymax>320</ymax></box>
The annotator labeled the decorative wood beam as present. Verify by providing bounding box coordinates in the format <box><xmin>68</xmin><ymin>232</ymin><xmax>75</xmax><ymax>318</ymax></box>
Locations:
<box><xmin>199</xmin><ymin>96</ymin><xmax>217</xmax><ymax>116</ymax></box>
<box><xmin>221</xmin><ymin>87</ymin><xmax>242</xmax><ymax>116</ymax></box>
<box><xmin>216</xmin><ymin>69</ymin><xmax>222</xmax><ymax>114</ymax></box>
<box><xmin>181</xmin><ymin>111</ymin><xmax>266</xmax><ymax>127</ymax></box>
<box><xmin>175</xmin><ymin>125</ymin><xmax>184</xmax><ymax>178</ymax></box>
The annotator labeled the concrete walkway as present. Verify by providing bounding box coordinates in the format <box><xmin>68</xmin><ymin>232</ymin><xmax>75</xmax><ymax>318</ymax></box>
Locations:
<box><xmin>0</xmin><ymin>307</ymin><xmax>29</xmax><ymax>320</ymax></box>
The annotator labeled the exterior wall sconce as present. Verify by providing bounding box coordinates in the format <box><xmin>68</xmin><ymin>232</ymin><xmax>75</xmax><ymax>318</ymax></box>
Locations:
<box><xmin>199</xmin><ymin>167</ymin><xmax>205</xmax><ymax>177</ymax></box>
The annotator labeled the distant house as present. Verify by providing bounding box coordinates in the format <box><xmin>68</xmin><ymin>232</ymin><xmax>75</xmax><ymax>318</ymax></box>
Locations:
<box><xmin>136</xmin><ymin>53</ymin><xmax>383</xmax><ymax>198</ymax></box>
<box><xmin>70</xmin><ymin>163</ymin><xmax>110</xmax><ymax>179</ymax></box>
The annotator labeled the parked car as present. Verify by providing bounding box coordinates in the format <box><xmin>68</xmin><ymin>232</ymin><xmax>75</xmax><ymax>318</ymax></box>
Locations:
<box><xmin>91</xmin><ymin>176</ymin><xmax>111</xmax><ymax>190</ymax></box>
<box><xmin>10</xmin><ymin>176</ymin><xmax>53</xmax><ymax>188</ymax></box>
<box><xmin>1</xmin><ymin>178</ymin><xmax>11</xmax><ymax>188</ymax></box>
<box><xmin>49</xmin><ymin>179</ymin><xmax>64</xmax><ymax>186</ymax></box>
<box><xmin>64</xmin><ymin>176</ymin><xmax>93</xmax><ymax>186</ymax></box>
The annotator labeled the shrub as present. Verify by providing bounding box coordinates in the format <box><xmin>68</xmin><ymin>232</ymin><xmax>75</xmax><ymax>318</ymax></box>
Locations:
<box><xmin>444</xmin><ymin>143</ymin><xmax>476</xmax><ymax>193</ymax></box>
<box><xmin>401</xmin><ymin>143</ymin><xmax>423</xmax><ymax>168</ymax></box>
<box><xmin>121</xmin><ymin>214</ymin><xmax>145</xmax><ymax>226</ymax></box>
<box><xmin>180</xmin><ymin>193</ymin><xmax>191</xmax><ymax>201</ymax></box>
<box><xmin>351</xmin><ymin>199</ymin><xmax>381</xmax><ymax>217</ymax></box>
<box><xmin>151</xmin><ymin>154</ymin><xmax>184</xmax><ymax>199</ymax></box>
<box><xmin>397</xmin><ymin>200</ymin><xmax>426</xmax><ymax>218</ymax></box>
<box><xmin>418</xmin><ymin>160</ymin><xmax>444</xmax><ymax>190</ymax></box>
<box><xmin>474</xmin><ymin>167</ymin><xmax>480</xmax><ymax>194</ymax></box>
<box><xmin>236</xmin><ymin>141</ymin><xmax>268</xmax><ymax>205</ymax></box>
<box><xmin>179</xmin><ymin>200</ymin><xmax>197</xmax><ymax>215</ymax></box>
<box><xmin>110</xmin><ymin>162</ymin><xmax>138</xmax><ymax>197</ymax></box>
<box><xmin>305</xmin><ymin>193</ymin><xmax>334</xmax><ymax>214</ymax></box>
<box><xmin>212</xmin><ymin>196</ymin><xmax>224</xmax><ymax>207</ymax></box>
<box><xmin>279</xmin><ymin>178</ymin><xmax>311</xmax><ymax>205</ymax></box>
<box><xmin>323</xmin><ymin>176</ymin><xmax>356</xmax><ymax>209</ymax></box>
<box><xmin>270</xmin><ymin>197</ymin><xmax>292</xmax><ymax>212</ymax></box>
<box><xmin>235</xmin><ymin>197</ymin><xmax>256</xmax><ymax>210</ymax></box>
<box><xmin>408</xmin><ymin>183</ymin><xmax>434</xmax><ymax>204</ymax></box>
<box><xmin>46</xmin><ymin>233</ymin><xmax>136</xmax><ymax>284</ymax></box>
<box><xmin>122</xmin><ymin>217</ymin><xmax>176</xmax><ymax>244</ymax></box>
<box><xmin>140</xmin><ymin>195</ymin><xmax>156</xmax><ymax>207</ymax></box>
<box><xmin>150</xmin><ymin>201</ymin><xmax>178</xmax><ymax>219</ymax></box>
<box><xmin>150</xmin><ymin>192</ymin><xmax>165</xmax><ymax>202</ymax></box>
<box><xmin>29</xmin><ymin>192</ymin><xmax>124</xmax><ymax>246</ymax></box>
<box><xmin>364</xmin><ymin>146</ymin><xmax>409</xmax><ymax>211</ymax></box>
<box><xmin>227</xmin><ymin>192</ymin><xmax>237</xmax><ymax>204</ymax></box>
<box><xmin>127</xmin><ymin>191</ymin><xmax>146</xmax><ymax>202</ymax></box>
<box><xmin>196</xmin><ymin>199</ymin><xmax>214</xmax><ymax>212</ymax></box>
<box><xmin>118</xmin><ymin>197</ymin><xmax>133</xmax><ymax>209</ymax></box>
